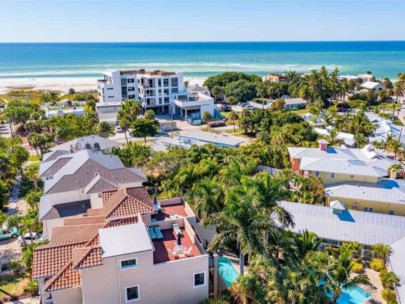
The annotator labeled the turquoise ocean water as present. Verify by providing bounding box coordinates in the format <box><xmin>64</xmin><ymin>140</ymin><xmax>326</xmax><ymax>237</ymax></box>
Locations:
<box><xmin>0</xmin><ymin>42</ymin><xmax>404</xmax><ymax>79</ymax></box>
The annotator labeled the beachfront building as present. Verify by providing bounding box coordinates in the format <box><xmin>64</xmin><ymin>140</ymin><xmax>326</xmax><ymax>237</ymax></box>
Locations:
<box><xmin>32</xmin><ymin>187</ymin><xmax>217</xmax><ymax>304</ymax></box>
<box><xmin>288</xmin><ymin>141</ymin><xmax>401</xmax><ymax>185</ymax></box>
<box><xmin>262</xmin><ymin>74</ymin><xmax>288</xmax><ymax>83</ymax></box>
<box><xmin>338</xmin><ymin>73</ymin><xmax>375</xmax><ymax>84</ymax></box>
<box><xmin>151</xmin><ymin>130</ymin><xmax>244</xmax><ymax>152</ymax></box>
<box><xmin>361</xmin><ymin>81</ymin><xmax>386</xmax><ymax>92</ymax></box>
<box><xmin>278</xmin><ymin>200</ymin><xmax>405</xmax><ymax>302</ymax></box>
<box><xmin>97</xmin><ymin>69</ymin><xmax>214</xmax><ymax>120</ymax></box>
<box><xmin>39</xmin><ymin>140</ymin><xmax>146</xmax><ymax>237</ymax></box>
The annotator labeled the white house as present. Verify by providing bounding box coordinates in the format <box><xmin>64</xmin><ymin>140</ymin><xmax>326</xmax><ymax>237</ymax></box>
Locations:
<box><xmin>361</xmin><ymin>81</ymin><xmax>385</xmax><ymax>92</ymax></box>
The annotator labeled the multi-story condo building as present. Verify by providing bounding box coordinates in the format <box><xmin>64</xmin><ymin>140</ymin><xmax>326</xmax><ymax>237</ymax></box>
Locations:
<box><xmin>33</xmin><ymin>187</ymin><xmax>217</xmax><ymax>304</ymax></box>
<box><xmin>97</xmin><ymin>69</ymin><xmax>214</xmax><ymax>120</ymax></box>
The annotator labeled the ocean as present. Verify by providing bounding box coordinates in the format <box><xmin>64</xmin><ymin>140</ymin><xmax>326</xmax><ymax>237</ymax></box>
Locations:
<box><xmin>0</xmin><ymin>41</ymin><xmax>404</xmax><ymax>79</ymax></box>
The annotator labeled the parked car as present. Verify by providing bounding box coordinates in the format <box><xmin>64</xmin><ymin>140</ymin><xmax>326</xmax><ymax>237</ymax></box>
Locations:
<box><xmin>18</xmin><ymin>232</ymin><xmax>44</xmax><ymax>246</ymax></box>
<box><xmin>0</xmin><ymin>227</ymin><xmax>19</xmax><ymax>241</ymax></box>
<box><xmin>223</xmin><ymin>105</ymin><xmax>232</xmax><ymax>111</ymax></box>
<box><xmin>115</xmin><ymin>126</ymin><xmax>123</xmax><ymax>133</ymax></box>
<box><xmin>246</xmin><ymin>105</ymin><xmax>255</xmax><ymax>110</ymax></box>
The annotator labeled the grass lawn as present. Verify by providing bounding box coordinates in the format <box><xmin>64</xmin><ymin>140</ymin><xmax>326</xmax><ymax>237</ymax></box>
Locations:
<box><xmin>0</xmin><ymin>277</ymin><xmax>28</xmax><ymax>301</ymax></box>
<box><xmin>27</xmin><ymin>155</ymin><xmax>40</xmax><ymax>162</ymax></box>
<box><xmin>291</xmin><ymin>108</ymin><xmax>310</xmax><ymax>115</ymax></box>
<box><xmin>0</xmin><ymin>88</ymin><xmax>46</xmax><ymax>105</ymax></box>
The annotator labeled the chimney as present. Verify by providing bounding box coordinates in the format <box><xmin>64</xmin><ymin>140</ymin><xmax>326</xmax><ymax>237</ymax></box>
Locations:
<box><xmin>390</xmin><ymin>168</ymin><xmax>398</xmax><ymax>179</ymax></box>
<box><xmin>318</xmin><ymin>139</ymin><xmax>329</xmax><ymax>151</ymax></box>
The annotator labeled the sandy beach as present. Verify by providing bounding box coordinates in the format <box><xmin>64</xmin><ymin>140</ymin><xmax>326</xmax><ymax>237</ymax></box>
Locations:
<box><xmin>0</xmin><ymin>76</ymin><xmax>206</xmax><ymax>94</ymax></box>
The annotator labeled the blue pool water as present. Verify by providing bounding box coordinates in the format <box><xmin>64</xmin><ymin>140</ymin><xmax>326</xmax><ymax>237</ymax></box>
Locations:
<box><xmin>218</xmin><ymin>257</ymin><xmax>239</xmax><ymax>287</ymax></box>
<box><xmin>325</xmin><ymin>284</ymin><xmax>372</xmax><ymax>304</ymax></box>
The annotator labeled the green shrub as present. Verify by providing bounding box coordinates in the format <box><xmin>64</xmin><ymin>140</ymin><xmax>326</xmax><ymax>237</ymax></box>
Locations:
<box><xmin>23</xmin><ymin>280</ymin><xmax>39</xmax><ymax>296</ymax></box>
<box><xmin>370</xmin><ymin>258</ymin><xmax>385</xmax><ymax>272</ymax></box>
<box><xmin>382</xmin><ymin>289</ymin><xmax>398</xmax><ymax>304</ymax></box>
<box><xmin>380</xmin><ymin>269</ymin><xmax>400</xmax><ymax>289</ymax></box>
<box><xmin>352</xmin><ymin>262</ymin><xmax>363</xmax><ymax>273</ymax></box>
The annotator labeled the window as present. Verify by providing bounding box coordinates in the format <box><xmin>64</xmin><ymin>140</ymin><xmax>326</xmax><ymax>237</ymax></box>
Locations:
<box><xmin>120</xmin><ymin>258</ymin><xmax>137</xmax><ymax>269</ymax></box>
<box><xmin>127</xmin><ymin>78</ymin><xmax>135</xmax><ymax>83</ymax></box>
<box><xmin>107</xmin><ymin>87</ymin><xmax>113</xmax><ymax>90</ymax></box>
<box><xmin>389</xmin><ymin>210</ymin><xmax>395</xmax><ymax>215</ymax></box>
<box><xmin>164</xmin><ymin>89</ymin><xmax>169</xmax><ymax>95</ymax></box>
<box><xmin>128</xmin><ymin>95</ymin><xmax>135</xmax><ymax>99</ymax></box>
<box><xmin>128</xmin><ymin>87</ymin><xmax>135</xmax><ymax>92</ymax></box>
<box><xmin>364</xmin><ymin>207</ymin><xmax>373</xmax><ymax>212</ymax></box>
<box><xmin>331</xmin><ymin>173</ymin><xmax>335</xmax><ymax>179</ymax></box>
<box><xmin>163</xmin><ymin>79</ymin><xmax>169</xmax><ymax>87</ymax></box>
<box><xmin>126</xmin><ymin>286</ymin><xmax>139</xmax><ymax>302</ymax></box>
<box><xmin>158</xmin><ymin>79</ymin><xmax>162</xmax><ymax>86</ymax></box>
<box><xmin>315</xmin><ymin>171</ymin><xmax>320</xmax><ymax>177</ymax></box>
<box><xmin>193</xmin><ymin>272</ymin><xmax>206</xmax><ymax>288</ymax></box>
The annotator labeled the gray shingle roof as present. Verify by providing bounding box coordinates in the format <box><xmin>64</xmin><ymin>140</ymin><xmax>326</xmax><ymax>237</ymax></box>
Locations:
<box><xmin>42</xmin><ymin>150</ymin><xmax>146</xmax><ymax>194</ymax></box>
<box><xmin>277</xmin><ymin>201</ymin><xmax>405</xmax><ymax>246</ymax></box>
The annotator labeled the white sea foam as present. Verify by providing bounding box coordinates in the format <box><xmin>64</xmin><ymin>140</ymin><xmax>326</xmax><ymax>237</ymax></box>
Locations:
<box><xmin>0</xmin><ymin>62</ymin><xmax>342</xmax><ymax>78</ymax></box>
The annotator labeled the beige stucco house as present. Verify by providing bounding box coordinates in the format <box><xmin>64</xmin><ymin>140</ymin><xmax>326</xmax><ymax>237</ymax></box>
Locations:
<box><xmin>33</xmin><ymin>187</ymin><xmax>217</xmax><ymax>304</ymax></box>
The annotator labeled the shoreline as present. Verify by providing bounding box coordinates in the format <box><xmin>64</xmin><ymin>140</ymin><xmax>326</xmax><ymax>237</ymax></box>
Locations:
<box><xmin>0</xmin><ymin>76</ymin><xmax>206</xmax><ymax>94</ymax></box>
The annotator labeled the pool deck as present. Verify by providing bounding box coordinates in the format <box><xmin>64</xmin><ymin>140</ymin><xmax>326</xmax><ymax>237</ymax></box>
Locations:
<box><xmin>364</xmin><ymin>268</ymin><xmax>384</xmax><ymax>304</ymax></box>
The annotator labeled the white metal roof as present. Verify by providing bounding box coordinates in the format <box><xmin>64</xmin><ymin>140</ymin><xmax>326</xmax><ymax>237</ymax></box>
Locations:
<box><xmin>325</xmin><ymin>179</ymin><xmax>405</xmax><ymax>205</ymax></box>
<box><xmin>99</xmin><ymin>223</ymin><xmax>153</xmax><ymax>258</ymax></box>
<box><xmin>179</xmin><ymin>131</ymin><xmax>244</xmax><ymax>147</ymax></box>
<box><xmin>277</xmin><ymin>201</ymin><xmax>405</xmax><ymax>246</ymax></box>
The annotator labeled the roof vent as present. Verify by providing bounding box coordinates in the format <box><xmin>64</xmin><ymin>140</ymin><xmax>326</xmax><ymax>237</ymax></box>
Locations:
<box><xmin>330</xmin><ymin>200</ymin><xmax>346</xmax><ymax>215</ymax></box>
<box><xmin>318</xmin><ymin>139</ymin><xmax>329</xmax><ymax>151</ymax></box>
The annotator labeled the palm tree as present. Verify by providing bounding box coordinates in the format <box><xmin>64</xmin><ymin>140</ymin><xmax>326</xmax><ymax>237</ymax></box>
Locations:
<box><xmin>228</xmin><ymin>111</ymin><xmax>239</xmax><ymax>133</ymax></box>
<box><xmin>172</xmin><ymin>163</ymin><xmax>201</xmax><ymax>192</ymax></box>
<box><xmin>228</xmin><ymin>273</ymin><xmax>265</xmax><ymax>304</ymax></box>
<box><xmin>189</xmin><ymin>178</ymin><xmax>224</xmax><ymax>220</ymax></box>
<box><xmin>387</xmin><ymin>139</ymin><xmax>402</xmax><ymax>160</ymax></box>
<box><xmin>371</xmin><ymin>244</ymin><xmax>392</xmax><ymax>262</ymax></box>
<box><xmin>290</xmin><ymin>230</ymin><xmax>322</xmax><ymax>263</ymax></box>
<box><xmin>206</xmin><ymin>189</ymin><xmax>270</xmax><ymax>274</ymax></box>
<box><xmin>307</xmin><ymin>70</ymin><xmax>322</xmax><ymax>103</ymax></box>
<box><xmin>220</xmin><ymin>157</ymin><xmax>257</xmax><ymax>187</ymax></box>
<box><xmin>24</xmin><ymin>163</ymin><xmax>40</xmax><ymax>191</ymax></box>
<box><xmin>320</xmin><ymin>249</ymin><xmax>370</xmax><ymax>304</ymax></box>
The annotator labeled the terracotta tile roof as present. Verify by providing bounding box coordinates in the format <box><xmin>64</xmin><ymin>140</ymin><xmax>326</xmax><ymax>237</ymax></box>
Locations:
<box><xmin>34</xmin><ymin>186</ymin><xmax>152</xmax><ymax>291</ymax></box>
<box><xmin>44</xmin><ymin>262</ymin><xmax>81</xmax><ymax>292</ymax></box>
<box><xmin>73</xmin><ymin>247</ymin><xmax>103</xmax><ymax>269</ymax></box>
<box><xmin>102</xmin><ymin>190</ymin><xmax>117</xmax><ymax>203</ymax></box>
<box><xmin>87</xmin><ymin>208</ymin><xmax>103</xmax><ymax>216</ymax></box>
<box><xmin>103</xmin><ymin>188</ymin><xmax>155</xmax><ymax>219</ymax></box>
<box><xmin>51</xmin><ymin>223</ymin><xmax>106</xmax><ymax>244</ymax></box>
<box><xmin>32</xmin><ymin>243</ymin><xmax>85</xmax><ymax>279</ymax></box>
<box><xmin>153</xmin><ymin>229</ymin><xmax>201</xmax><ymax>264</ymax></box>
<box><xmin>64</xmin><ymin>216</ymin><xmax>106</xmax><ymax>226</ymax></box>
<box><xmin>155</xmin><ymin>204</ymin><xmax>189</xmax><ymax>221</ymax></box>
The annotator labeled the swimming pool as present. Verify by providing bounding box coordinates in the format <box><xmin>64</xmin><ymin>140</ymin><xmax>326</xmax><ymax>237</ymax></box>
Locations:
<box><xmin>325</xmin><ymin>284</ymin><xmax>372</xmax><ymax>304</ymax></box>
<box><xmin>218</xmin><ymin>256</ymin><xmax>239</xmax><ymax>287</ymax></box>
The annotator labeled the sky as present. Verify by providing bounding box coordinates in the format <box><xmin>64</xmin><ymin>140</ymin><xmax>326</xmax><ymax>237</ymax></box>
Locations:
<box><xmin>0</xmin><ymin>0</ymin><xmax>404</xmax><ymax>42</ymax></box>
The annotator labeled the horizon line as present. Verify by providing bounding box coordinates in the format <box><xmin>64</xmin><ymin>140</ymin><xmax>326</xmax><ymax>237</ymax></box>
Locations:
<box><xmin>1</xmin><ymin>40</ymin><xmax>405</xmax><ymax>44</ymax></box>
